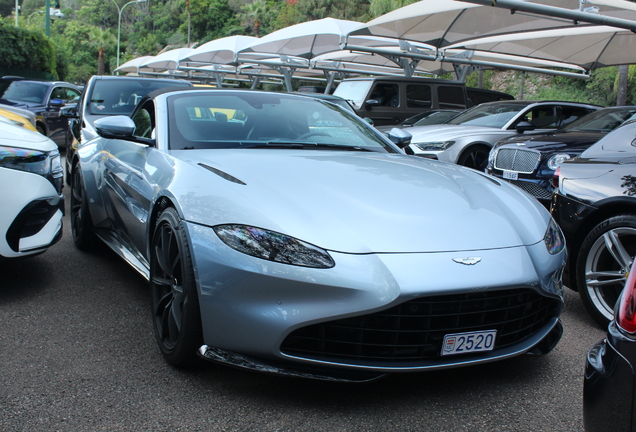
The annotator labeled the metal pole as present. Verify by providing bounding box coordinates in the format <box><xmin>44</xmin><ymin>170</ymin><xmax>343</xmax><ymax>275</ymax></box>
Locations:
<box><xmin>15</xmin><ymin>0</ymin><xmax>18</xmax><ymax>26</ymax></box>
<box><xmin>45</xmin><ymin>0</ymin><xmax>50</xmax><ymax>37</ymax></box>
<box><xmin>113</xmin><ymin>0</ymin><xmax>147</xmax><ymax>71</ymax></box>
<box><xmin>460</xmin><ymin>0</ymin><xmax>636</xmax><ymax>32</ymax></box>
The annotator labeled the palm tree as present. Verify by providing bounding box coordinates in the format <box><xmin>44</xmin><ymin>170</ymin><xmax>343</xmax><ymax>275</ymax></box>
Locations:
<box><xmin>89</xmin><ymin>27</ymin><xmax>117</xmax><ymax>75</ymax></box>
<box><xmin>239</xmin><ymin>0</ymin><xmax>268</xmax><ymax>38</ymax></box>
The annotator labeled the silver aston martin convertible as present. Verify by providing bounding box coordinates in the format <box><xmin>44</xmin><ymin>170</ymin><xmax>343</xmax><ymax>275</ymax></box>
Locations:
<box><xmin>69</xmin><ymin>88</ymin><xmax>566</xmax><ymax>381</ymax></box>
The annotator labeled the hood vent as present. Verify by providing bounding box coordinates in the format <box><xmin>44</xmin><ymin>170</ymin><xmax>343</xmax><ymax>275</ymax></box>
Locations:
<box><xmin>198</xmin><ymin>163</ymin><xmax>246</xmax><ymax>185</ymax></box>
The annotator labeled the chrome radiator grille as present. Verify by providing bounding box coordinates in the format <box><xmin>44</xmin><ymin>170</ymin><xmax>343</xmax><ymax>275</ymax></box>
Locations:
<box><xmin>494</xmin><ymin>148</ymin><xmax>541</xmax><ymax>173</ymax></box>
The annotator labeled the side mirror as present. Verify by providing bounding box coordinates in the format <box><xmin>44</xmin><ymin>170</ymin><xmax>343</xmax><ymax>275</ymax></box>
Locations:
<box><xmin>49</xmin><ymin>98</ymin><xmax>65</xmax><ymax>108</ymax></box>
<box><xmin>516</xmin><ymin>121</ymin><xmax>536</xmax><ymax>133</ymax></box>
<box><xmin>365</xmin><ymin>99</ymin><xmax>380</xmax><ymax>109</ymax></box>
<box><xmin>388</xmin><ymin>127</ymin><xmax>412</xmax><ymax>149</ymax></box>
<box><xmin>94</xmin><ymin>115</ymin><xmax>135</xmax><ymax>138</ymax></box>
<box><xmin>60</xmin><ymin>106</ymin><xmax>78</xmax><ymax>118</ymax></box>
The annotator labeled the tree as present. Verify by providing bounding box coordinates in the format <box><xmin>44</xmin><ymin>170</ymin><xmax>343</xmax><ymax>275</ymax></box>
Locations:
<box><xmin>89</xmin><ymin>27</ymin><xmax>116</xmax><ymax>75</ymax></box>
<box><xmin>238</xmin><ymin>0</ymin><xmax>268</xmax><ymax>37</ymax></box>
<box><xmin>617</xmin><ymin>64</ymin><xmax>629</xmax><ymax>106</ymax></box>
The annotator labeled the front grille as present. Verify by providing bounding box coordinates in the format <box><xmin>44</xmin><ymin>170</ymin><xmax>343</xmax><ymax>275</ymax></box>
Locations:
<box><xmin>281</xmin><ymin>289</ymin><xmax>560</xmax><ymax>364</ymax></box>
<box><xmin>506</xmin><ymin>179</ymin><xmax>553</xmax><ymax>200</ymax></box>
<box><xmin>494</xmin><ymin>148</ymin><xmax>541</xmax><ymax>173</ymax></box>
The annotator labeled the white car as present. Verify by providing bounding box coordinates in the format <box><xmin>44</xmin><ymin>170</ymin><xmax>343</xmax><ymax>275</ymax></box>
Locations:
<box><xmin>406</xmin><ymin>100</ymin><xmax>599</xmax><ymax>170</ymax></box>
<box><xmin>0</xmin><ymin>122</ymin><xmax>64</xmax><ymax>259</ymax></box>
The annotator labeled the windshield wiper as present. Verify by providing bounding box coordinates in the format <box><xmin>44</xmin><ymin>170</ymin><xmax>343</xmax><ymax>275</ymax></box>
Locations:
<box><xmin>247</xmin><ymin>142</ymin><xmax>374</xmax><ymax>151</ymax></box>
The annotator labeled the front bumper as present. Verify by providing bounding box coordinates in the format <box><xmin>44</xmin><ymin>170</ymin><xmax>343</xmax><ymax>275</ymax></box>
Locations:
<box><xmin>186</xmin><ymin>222</ymin><xmax>565</xmax><ymax>376</ymax></box>
<box><xmin>0</xmin><ymin>168</ymin><xmax>64</xmax><ymax>259</ymax></box>
<box><xmin>584</xmin><ymin>321</ymin><xmax>636</xmax><ymax>432</ymax></box>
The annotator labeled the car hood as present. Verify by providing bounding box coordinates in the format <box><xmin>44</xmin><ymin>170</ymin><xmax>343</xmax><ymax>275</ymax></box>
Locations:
<box><xmin>172</xmin><ymin>150</ymin><xmax>549</xmax><ymax>254</ymax></box>
<box><xmin>0</xmin><ymin>123</ymin><xmax>56</xmax><ymax>151</ymax></box>
<box><xmin>498</xmin><ymin>131</ymin><xmax>605</xmax><ymax>153</ymax></box>
<box><xmin>408</xmin><ymin>125</ymin><xmax>507</xmax><ymax>141</ymax></box>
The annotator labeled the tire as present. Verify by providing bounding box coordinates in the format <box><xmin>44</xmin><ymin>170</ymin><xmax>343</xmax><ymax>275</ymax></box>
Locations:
<box><xmin>149</xmin><ymin>207</ymin><xmax>203</xmax><ymax>367</ymax></box>
<box><xmin>36</xmin><ymin>124</ymin><xmax>45</xmax><ymax>136</ymax></box>
<box><xmin>457</xmin><ymin>145</ymin><xmax>491</xmax><ymax>171</ymax></box>
<box><xmin>70</xmin><ymin>166</ymin><xmax>97</xmax><ymax>251</ymax></box>
<box><xmin>576</xmin><ymin>215</ymin><xmax>636</xmax><ymax>327</ymax></box>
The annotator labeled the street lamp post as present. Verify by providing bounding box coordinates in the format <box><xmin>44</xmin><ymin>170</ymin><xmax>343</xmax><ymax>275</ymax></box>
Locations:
<box><xmin>112</xmin><ymin>0</ymin><xmax>147</xmax><ymax>70</ymax></box>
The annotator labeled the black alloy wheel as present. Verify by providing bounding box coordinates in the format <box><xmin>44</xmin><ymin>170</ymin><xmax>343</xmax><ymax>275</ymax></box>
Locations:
<box><xmin>458</xmin><ymin>145</ymin><xmax>490</xmax><ymax>171</ymax></box>
<box><xmin>577</xmin><ymin>215</ymin><xmax>636</xmax><ymax>327</ymax></box>
<box><xmin>150</xmin><ymin>207</ymin><xmax>203</xmax><ymax>367</ymax></box>
<box><xmin>70</xmin><ymin>166</ymin><xmax>97</xmax><ymax>251</ymax></box>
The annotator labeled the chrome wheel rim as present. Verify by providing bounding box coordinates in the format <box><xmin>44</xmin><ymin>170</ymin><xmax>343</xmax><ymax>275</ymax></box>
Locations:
<box><xmin>151</xmin><ymin>222</ymin><xmax>185</xmax><ymax>350</ymax></box>
<box><xmin>584</xmin><ymin>227</ymin><xmax>636</xmax><ymax>322</ymax></box>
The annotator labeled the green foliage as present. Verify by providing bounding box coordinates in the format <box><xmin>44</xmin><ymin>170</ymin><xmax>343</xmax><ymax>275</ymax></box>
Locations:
<box><xmin>0</xmin><ymin>21</ymin><xmax>57</xmax><ymax>76</ymax></box>
<box><xmin>369</xmin><ymin>0</ymin><xmax>418</xmax><ymax>19</ymax></box>
<box><xmin>182</xmin><ymin>0</ymin><xmax>241</xmax><ymax>43</ymax></box>
<box><xmin>295</xmin><ymin>0</ymin><xmax>370</xmax><ymax>21</ymax></box>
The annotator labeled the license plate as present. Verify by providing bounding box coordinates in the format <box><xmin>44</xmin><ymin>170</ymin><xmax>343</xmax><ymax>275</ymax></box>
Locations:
<box><xmin>503</xmin><ymin>170</ymin><xmax>518</xmax><ymax>180</ymax></box>
<box><xmin>441</xmin><ymin>330</ymin><xmax>497</xmax><ymax>356</ymax></box>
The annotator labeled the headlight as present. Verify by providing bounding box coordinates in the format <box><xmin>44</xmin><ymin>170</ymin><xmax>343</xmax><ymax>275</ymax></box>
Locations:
<box><xmin>547</xmin><ymin>153</ymin><xmax>571</xmax><ymax>170</ymax></box>
<box><xmin>544</xmin><ymin>218</ymin><xmax>565</xmax><ymax>255</ymax></box>
<box><xmin>214</xmin><ymin>224</ymin><xmax>335</xmax><ymax>268</ymax></box>
<box><xmin>413</xmin><ymin>141</ymin><xmax>455</xmax><ymax>151</ymax></box>
<box><xmin>0</xmin><ymin>145</ymin><xmax>63</xmax><ymax>194</ymax></box>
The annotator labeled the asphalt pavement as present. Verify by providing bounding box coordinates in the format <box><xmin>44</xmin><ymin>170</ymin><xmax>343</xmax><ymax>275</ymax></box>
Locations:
<box><xmin>0</xmin><ymin>192</ymin><xmax>606</xmax><ymax>432</ymax></box>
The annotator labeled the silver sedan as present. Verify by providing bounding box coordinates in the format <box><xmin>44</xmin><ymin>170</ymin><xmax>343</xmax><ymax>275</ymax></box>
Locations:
<box><xmin>406</xmin><ymin>100</ymin><xmax>599</xmax><ymax>170</ymax></box>
<box><xmin>69</xmin><ymin>89</ymin><xmax>567</xmax><ymax>381</ymax></box>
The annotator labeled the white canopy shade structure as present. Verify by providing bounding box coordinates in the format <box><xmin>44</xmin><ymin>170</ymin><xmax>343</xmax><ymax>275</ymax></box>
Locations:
<box><xmin>240</xmin><ymin>18</ymin><xmax>365</xmax><ymax>60</ymax></box>
<box><xmin>139</xmin><ymin>48</ymin><xmax>196</xmax><ymax>71</ymax></box>
<box><xmin>114</xmin><ymin>56</ymin><xmax>155</xmax><ymax>74</ymax></box>
<box><xmin>182</xmin><ymin>36</ymin><xmax>259</xmax><ymax>66</ymax></box>
<box><xmin>345</xmin><ymin>0</ymin><xmax>636</xmax><ymax>50</ymax></box>
<box><xmin>445</xmin><ymin>24</ymin><xmax>636</xmax><ymax>70</ymax></box>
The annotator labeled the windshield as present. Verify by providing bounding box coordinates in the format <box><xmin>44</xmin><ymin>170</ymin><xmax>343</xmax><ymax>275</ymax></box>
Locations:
<box><xmin>561</xmin><ymin>108</ymin><xmax>636</xmax><ymax>133</ymax></box>
<box><xmin>446</xmin><ymin>103</ymin><xmax>526</xmax><ymax>128</ymax></box>
<box><xmin>333</xmin><ymin>80</ymin><xmax>372</xmax><ymax>110</ymax></box>
<box><xmin>168</xmin><ymin>92</ymin><xmax>396</xmax><ymax>152</ymax></box>
<box><xmin>0</xmin><ymin>81</ymin><xmax>48</xmax><ymax>104</ymax></box>
<box><xmin>89</xmin><ymin>79</ymin><xmax>191</xmax><ymax>115</ymax></box>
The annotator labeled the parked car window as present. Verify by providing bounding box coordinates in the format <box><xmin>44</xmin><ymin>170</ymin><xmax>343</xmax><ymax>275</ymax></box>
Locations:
<box><xmin>167</xmin><ymin>93</ymin><xmax>396</xmax><ymax>152</ymax></box>
<box><xmin>2</xmin><ymin>81</ymin><xmax>48</xmax><ymax>104</ymax></box>
<box><xmin>369</xmin><ymin>83</ymin><xmax>400</xmax><ymax>107</ymax></box>
<box><xmin>65</xmin><ymin>88</ymin><xmax>81</xmax><ymax>103</ymax></box>
<box><xmin>561</xmin><ymin>105</ymin><xmax>599</xmax><ymax>127</ymax></box>
<box><xmin>331</xmin><ymin>80</ymin><xmax>372</xmax><ymax>110</ymax></box>
<box><xmin>50</xmin><ymin>87</ymin><xmax>67</xmax><ymax>101</ymax></box>
<box><xmin>438</xmin><ymin>86</ymin><xmax>466</xmax><ymax>109</ymax></box>
<box><xmin>519</xmin><ymin>106</ymin><xmax>558</xmax><ymax>129</ymax></box>
<box><xmin>448</xmin><ymin>102</ymin><xmax>522</xmax><ymax>127</ymax></box>
<box><xmin>132</xmin><ymin>102</ymin><xmax>154</xmax><ymax>139</ymax></box>
<box><xmin>406</xmin><ymin>84</ymin><xmax>432</xmax><ymax>108</ymax></box>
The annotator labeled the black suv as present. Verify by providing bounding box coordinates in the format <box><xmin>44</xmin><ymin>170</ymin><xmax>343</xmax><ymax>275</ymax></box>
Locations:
<box><xmin>0</xmin><ymin>77</ymin><xmax>82</xmax><ymax>147</ymax></box>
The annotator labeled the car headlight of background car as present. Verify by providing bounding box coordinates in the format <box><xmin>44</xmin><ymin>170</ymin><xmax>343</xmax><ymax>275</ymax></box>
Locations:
<box><xmin>544</xmin><ymin>218</ymin><xmax>565</xmax><ymax>255</ymax></box>
<box><xmin>214</xmin><ymin>224</ymin><xmax>335</xmax><ymax>268</ymax></box>
<box><xmin>0</xmin><ymin>145</ymin><xmax>63</xmax><ymax>194</ymax></box>
<box><xmin>413</xmin><ymin>141</ymin><xmax>456</xmax><ymax>151</ymax></box>
<box><xmin>547</xmin><ymin>153</ymin><xmax>572</xmax><ymax>170</ymax></box>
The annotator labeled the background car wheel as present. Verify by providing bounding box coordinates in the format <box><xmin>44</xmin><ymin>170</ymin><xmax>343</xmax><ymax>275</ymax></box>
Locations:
<box><xmin>36</xmin><ymin>124</ymin><xmax>45</xmax><ymax>135</ymax></box>
<box><xmin>150</xmin><ymin>207</ymin><xmax>203</xmax><ymax>367</ymax></box>
<box><xmin>70</xmin><ymin>166</ymin><xmax>97</xmax><ymax>251</ymax></box>
<box><xmin>457</xmin><ymin>145</ymin><xmax>490</xmax><ymax>171</ymax></box>
<box><xmin>576</xmin><ymin>215</ymin><xmax>636</xmax><ymax>327</ymax></box>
